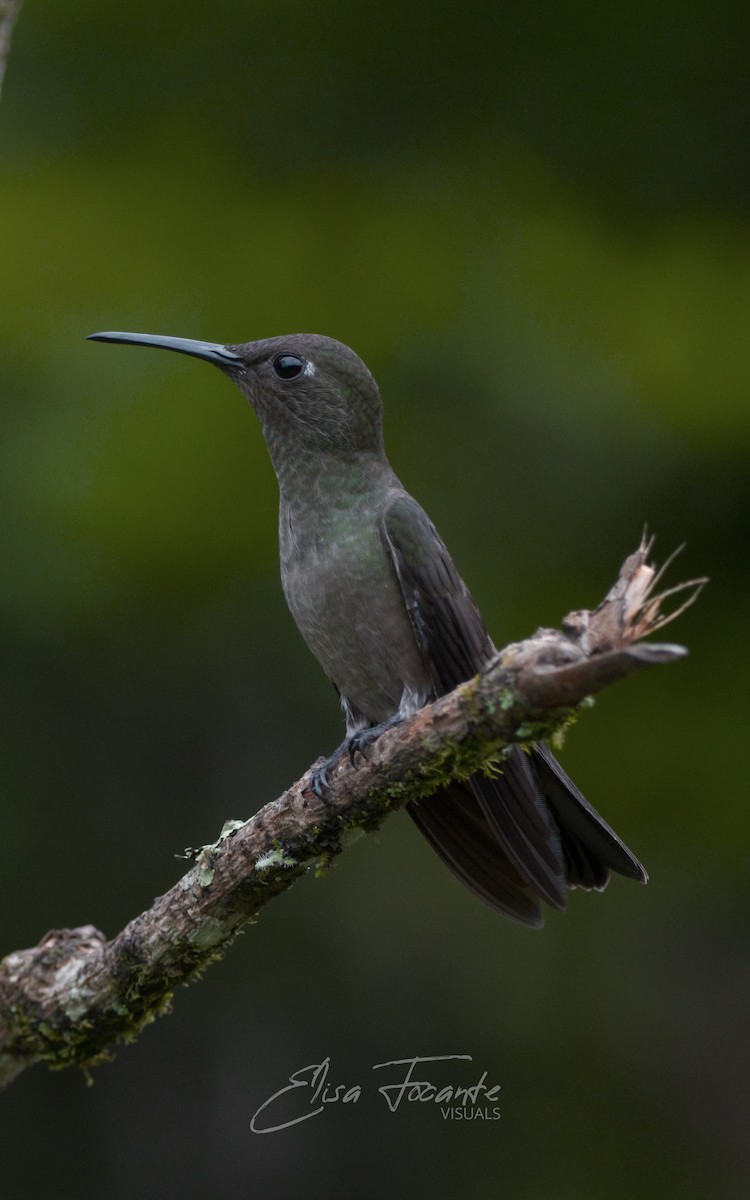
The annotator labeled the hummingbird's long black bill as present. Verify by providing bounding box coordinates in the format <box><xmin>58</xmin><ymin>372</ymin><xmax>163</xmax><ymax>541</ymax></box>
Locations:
<box><xmin>87</xmin><ymin>331</ymin><xmax>243</xmax><ymax>367</ymax></box>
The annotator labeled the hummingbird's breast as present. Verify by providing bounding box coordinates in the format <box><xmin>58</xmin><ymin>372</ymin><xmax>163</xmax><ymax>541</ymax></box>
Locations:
<box><xmin>279</xmin><ymin>489</ymin><xmax>431</xmax><ymax>728</ymax></box>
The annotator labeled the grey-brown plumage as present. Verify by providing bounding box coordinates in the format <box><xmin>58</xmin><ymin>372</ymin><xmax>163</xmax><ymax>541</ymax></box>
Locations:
<box><xmin>88</xmin><ymin>329</ymin><xmax>647</xmax><ymax>926</ymax></box>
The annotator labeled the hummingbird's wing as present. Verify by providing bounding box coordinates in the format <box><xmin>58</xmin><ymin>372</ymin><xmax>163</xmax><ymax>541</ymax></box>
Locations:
<box><xmin>379</xmin><ymin>494</ymin><xmax>494</xmax><ymax>689</ymax></box>
<box><xmin>380</xmin><ymin>493</ymin><xmax>647</xmax><ymax>920</ymax></box>
<box><xmin>381</xmin><ymin>494</ymin><xmax>567</xmax><ymax>916</ymax></box>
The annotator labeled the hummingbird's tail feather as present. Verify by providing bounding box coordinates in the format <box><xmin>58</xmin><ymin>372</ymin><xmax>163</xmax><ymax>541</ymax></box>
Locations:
<box><xmin>470</xmin><ymin>749</ymin><xmax>567</xmax><ymax>911</ymax></box>
<box><xmin>406</xmin><ymin>783</ymin><xmax>545</xmax><ymax>927</ymax></box>
<box><xmin>407</xmin><ymin>744</ymin><xmax>646</xmax><ymax>920</ymax></box>
<box><xmin>531</xmin><ymin>743</ymin><xmax>648</xmax><ymax>889</ymax></box>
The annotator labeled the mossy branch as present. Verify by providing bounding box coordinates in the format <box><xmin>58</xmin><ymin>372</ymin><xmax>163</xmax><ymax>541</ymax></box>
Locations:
<box><xmin>0</xmin><ymin>539</ymin><xmax>704</xmax><ymax>1089</ymax></box>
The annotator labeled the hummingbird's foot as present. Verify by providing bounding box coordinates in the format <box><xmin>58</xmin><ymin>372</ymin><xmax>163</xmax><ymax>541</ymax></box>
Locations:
<box><xmin>347</xmin><ymin>713</ymin><xmax>405</xmax><ymax>764</ymax></box>
<box><xmin>309</xmin><ymin>715</ymin><xmax>405</xmax><ymax>799</ymax></box>
<box><xmin>310</xmin><ymin>762</ymin><xmax>331</xmax><ymax>799</ymax></box>
<box><xmin>310</xmin><ymin>740</ymin><xmax>350</xmax><ymax>799</ymax></box>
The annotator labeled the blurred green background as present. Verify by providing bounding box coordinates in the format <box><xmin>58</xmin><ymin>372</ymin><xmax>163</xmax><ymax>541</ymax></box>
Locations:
<box><xmin>1</xmin><ymin>1</ymin><xmax>748</xmax><ymax>1195</ymax></box>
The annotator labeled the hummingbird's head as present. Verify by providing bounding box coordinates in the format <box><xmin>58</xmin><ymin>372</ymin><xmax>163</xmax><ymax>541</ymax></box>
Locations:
<box><xmin>225</xmin><ymin>333</ymin><xmax>385</xmax><ymax>457</ymax></box>
<box><xmin>87</xmin><ymin>330</ymin><xmax>386</xmax><ymax>462</ymax></box>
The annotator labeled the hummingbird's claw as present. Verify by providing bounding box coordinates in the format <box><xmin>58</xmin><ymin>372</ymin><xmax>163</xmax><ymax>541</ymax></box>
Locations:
<box><xmin>310</xmin><ymin>718</ymin><xmax>403</xmax><ymax>798</ymax></box>
<box><xmin>309</xmin><ymin>739</ymin><xmax>351</xmax><ymax>799</ymax></box>
<box><xmin>310</xmin><ymin>760</ymin><xmax>332</xmax><ymax>799</ymax></box>
<box><xmin>347</xmin><ymin>731</ymin><xmax>371</xmax><ymax>764</ymax></box>
<box><xmin>347</xmin><ymin>714</ymin><xmax>405</xmax><ymax>765</ymax></box>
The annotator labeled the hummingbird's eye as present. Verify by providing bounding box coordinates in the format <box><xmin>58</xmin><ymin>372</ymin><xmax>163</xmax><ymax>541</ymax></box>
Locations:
<box><xmin>273</xmin><ymin>354</ymin><xmax>305</xmax><ymax>380</ymax></box>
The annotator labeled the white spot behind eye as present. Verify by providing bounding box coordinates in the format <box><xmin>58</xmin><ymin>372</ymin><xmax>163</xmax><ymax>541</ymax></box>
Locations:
<box><xmin>303</xmin><ymin>360</ymin><xmax>316</xmax><ymax>377</ymax></box>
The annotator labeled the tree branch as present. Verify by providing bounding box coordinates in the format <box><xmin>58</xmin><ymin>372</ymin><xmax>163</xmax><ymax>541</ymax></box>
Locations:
<box><xmin>0</xmin><ymin>0</ymin><xmax>22</xmax><ymax>101</ymax></box>
<box><xmin>0</xmin><ymin>539</ymin><xmax>704</xmax><ymax>1088</ymax></box>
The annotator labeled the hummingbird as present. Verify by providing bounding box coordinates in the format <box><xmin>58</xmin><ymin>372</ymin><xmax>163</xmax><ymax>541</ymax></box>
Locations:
<box><xmin>88</xmin><ymin>330</ymin><xmax>647</xmax><ymax>926</ymax></box>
